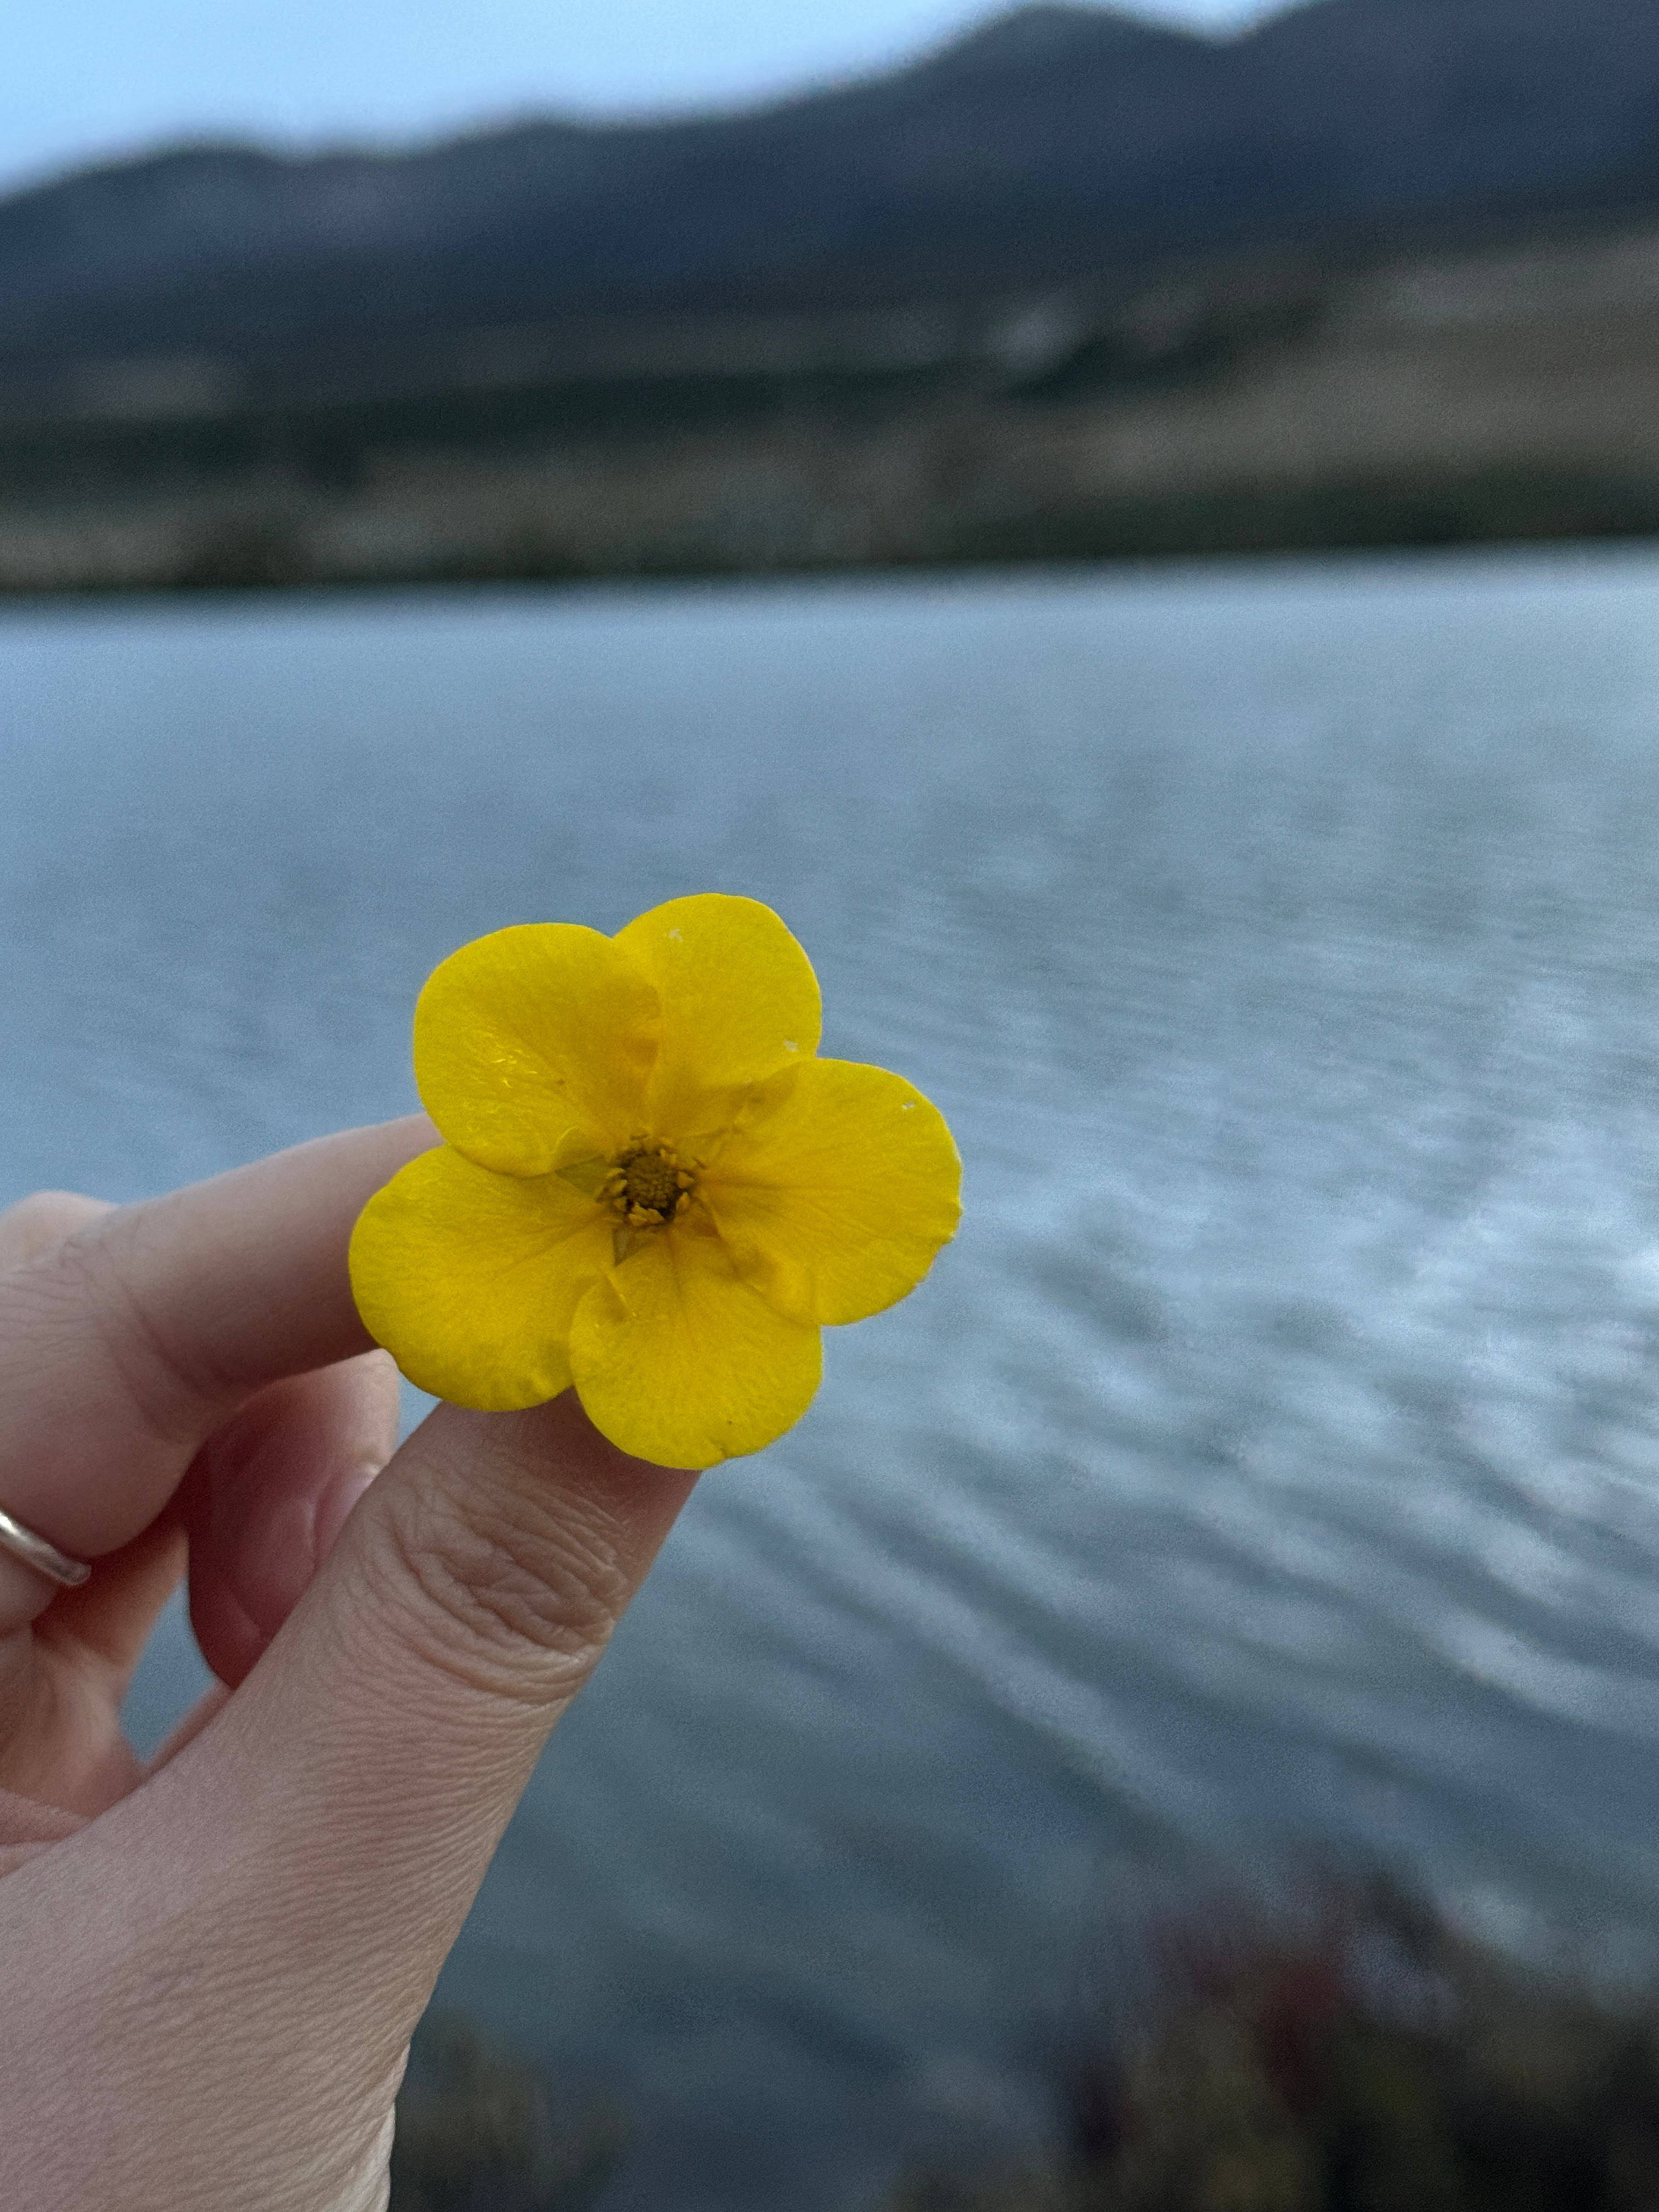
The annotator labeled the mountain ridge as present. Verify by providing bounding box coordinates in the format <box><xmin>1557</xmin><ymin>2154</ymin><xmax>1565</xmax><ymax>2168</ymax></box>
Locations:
<box><xmin>6</xmin><ymin>0</ymin><xmax>1659</xmax><ymax>371</ymax></box>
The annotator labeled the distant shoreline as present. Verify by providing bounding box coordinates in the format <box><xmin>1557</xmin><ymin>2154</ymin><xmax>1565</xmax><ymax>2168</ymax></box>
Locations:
<box><xmin>9</xmin><ymin>468</ymin><xmax>1659</xmax><ymax>602</ymax></box>
<box><xmin>10</xmin><ymin>224</ymin><xmax>1659</xmax><ymax>597</ymax></box>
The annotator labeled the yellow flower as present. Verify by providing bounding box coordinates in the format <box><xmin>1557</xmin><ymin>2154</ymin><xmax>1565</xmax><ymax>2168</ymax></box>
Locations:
<box><xmin>349</xmin><ymin>894</ymin><xmax>961</xmax><ymax>1469</ymax></box>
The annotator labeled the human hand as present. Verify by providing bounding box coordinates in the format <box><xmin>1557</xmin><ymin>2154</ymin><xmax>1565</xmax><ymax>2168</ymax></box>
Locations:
<box><xmin>0</xmin><ymin>1120</ymin><xmax>698</xmax><ymax>2211</ymax></box>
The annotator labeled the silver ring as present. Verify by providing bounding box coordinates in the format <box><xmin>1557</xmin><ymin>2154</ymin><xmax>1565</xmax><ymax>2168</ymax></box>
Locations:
<box><xmin>0</xmin><ymin>1506</ymin><xmax>91</xmax><ymax>1589</ymax></box>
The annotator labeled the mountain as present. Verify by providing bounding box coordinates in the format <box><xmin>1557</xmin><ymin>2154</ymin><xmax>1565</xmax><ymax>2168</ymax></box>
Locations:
<box><xmin>8</xmin><ymin>0</ymin><xmax>1659</xmax><ymax>371</ymax></box>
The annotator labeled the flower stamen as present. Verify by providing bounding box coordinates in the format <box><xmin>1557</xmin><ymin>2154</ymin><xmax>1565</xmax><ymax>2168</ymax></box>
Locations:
<box><xmin>603</xmin><ymin>1139</ymin><xmax>695</xmax><ymax>1229</ymax></box>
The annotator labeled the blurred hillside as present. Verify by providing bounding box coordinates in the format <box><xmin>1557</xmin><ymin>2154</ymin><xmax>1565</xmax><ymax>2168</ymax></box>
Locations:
<box><xmin>11</xmin><ymin>0</ymin><xmax>1659</xmax><ymax>591</ymax></box>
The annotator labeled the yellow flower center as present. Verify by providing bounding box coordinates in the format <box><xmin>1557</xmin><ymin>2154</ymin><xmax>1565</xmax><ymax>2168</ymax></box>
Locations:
<box><xmin>602</xmin><ymin>1141</ymin><xmax>695</xmax><ymax>1228</ymax></box>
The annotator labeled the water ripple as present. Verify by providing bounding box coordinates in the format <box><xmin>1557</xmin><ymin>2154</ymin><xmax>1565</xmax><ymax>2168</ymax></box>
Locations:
<box><xmin>17</xmin><ymin>551</ymin><xmax>1659</xmax><ymax>2204</ymax></box>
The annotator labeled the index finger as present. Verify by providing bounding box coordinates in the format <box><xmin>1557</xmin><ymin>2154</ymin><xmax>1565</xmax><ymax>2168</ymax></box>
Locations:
<box><xmin>0</xmin><ymin>1118</ymin><xmax>435</xmax><ymax>1558</ymax></box>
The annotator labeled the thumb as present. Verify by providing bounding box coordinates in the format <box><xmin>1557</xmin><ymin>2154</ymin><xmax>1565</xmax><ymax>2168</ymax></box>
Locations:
<box><xmin>0</xmin><ymin>1392</ymin><xmax>696</xmax><ymax>2212</ymax></box>
<box><xmin>168</xmin><ymin>1389</ymin><xmax>695</xmax><ymax>2050</ymax></box>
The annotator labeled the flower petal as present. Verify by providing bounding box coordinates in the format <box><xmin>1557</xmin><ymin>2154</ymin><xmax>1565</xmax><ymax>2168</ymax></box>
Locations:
<box><xmin>350</xmin><ymin>1144</ymin><xmax>613</xmax><ymax>1410</ymax></box>
<box><xmin>414</xmin><ymin>924</ymin><xmax>659</xmax><ymax>1175</ymax></box>
<box><xmin>567</xmin><ymin>1220</ymin><xmax>822</xmax><ymax>1468</ymax></box>
<box><xmin>701</xmin><ymin>1058</ymin><xmax>961</xmax><ymax>1326</ymax></box>
<box><xmin>613</xmin><ymin>895</ymin><xmax>821</xmax><ymax>1137</ymax></box>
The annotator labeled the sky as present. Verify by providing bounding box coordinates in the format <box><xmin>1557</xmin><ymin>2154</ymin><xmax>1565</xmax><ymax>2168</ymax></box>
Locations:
<box><xmin>1</xmin><ymin>0</ymin><xmax>1295</xmax><ymax>194</ymax></box>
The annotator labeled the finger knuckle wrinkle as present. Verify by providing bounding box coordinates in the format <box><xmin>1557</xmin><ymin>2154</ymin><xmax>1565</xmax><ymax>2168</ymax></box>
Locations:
<box><xmin>375</xmin><ymin>1472</ymin><xmax>629</xmax><ymax>1697</ymax></box>
<box><xmin>55</xmin><ymin>1225</ymin><xmax>233</xmax><ymax>1444</ymax></box>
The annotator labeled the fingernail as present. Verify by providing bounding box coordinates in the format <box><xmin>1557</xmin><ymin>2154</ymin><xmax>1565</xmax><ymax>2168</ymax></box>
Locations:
<box><xmin>314</xmin><ymin>1461</ymin><xmax>382</xmax><ymax>1564</ymax></box>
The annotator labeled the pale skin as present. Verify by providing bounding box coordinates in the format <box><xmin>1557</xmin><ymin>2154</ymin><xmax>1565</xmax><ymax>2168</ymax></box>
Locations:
<box><xmin>0</xmin><ymin>1116</ymin><xmax>698</xmax><ymax>2211</ymax></box>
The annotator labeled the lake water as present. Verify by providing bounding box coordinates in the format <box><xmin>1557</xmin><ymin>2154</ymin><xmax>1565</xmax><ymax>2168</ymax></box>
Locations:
<box><xmin>8</xmin><ymin>551</ymin><xmax>1659</xmax><ymax>2206</ymax></box>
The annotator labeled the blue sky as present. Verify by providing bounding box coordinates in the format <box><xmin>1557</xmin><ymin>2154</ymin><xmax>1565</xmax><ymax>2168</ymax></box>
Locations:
<box><xmin>2</xmin><ymin>0</ymin><xmax>1293</xmax><ymax>193</ymax></box>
